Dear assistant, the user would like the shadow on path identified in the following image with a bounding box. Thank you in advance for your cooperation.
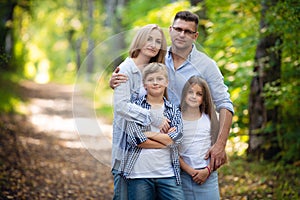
[0,81,114,199]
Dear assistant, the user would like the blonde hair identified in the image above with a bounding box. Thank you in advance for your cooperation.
[180,76,213,119]
[142,62,168,99]
[129,24,167,64]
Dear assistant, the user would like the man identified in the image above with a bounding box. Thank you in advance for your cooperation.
[165,11,233,171]
[110,10,233,197]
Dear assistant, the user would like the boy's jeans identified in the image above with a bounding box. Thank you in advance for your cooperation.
[127,176,184,200]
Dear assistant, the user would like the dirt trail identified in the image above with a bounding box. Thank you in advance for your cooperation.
[0,81,114,199]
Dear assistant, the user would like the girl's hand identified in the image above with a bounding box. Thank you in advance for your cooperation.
[192,167,211,185]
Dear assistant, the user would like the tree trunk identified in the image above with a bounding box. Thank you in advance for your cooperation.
[104,0,127,69]
[86,0,95,79]
[0,1,16,70]
[190,0,207,43]
[248,0,282,160]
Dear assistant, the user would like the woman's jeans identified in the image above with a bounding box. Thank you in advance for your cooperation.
[181,170,220,200]
[112,169,128,200]
[127,176,184,200]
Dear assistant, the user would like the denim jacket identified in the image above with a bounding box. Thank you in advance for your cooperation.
[112,57,151,171]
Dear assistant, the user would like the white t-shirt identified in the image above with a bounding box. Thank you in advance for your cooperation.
[179,113,211,168]
[128,105,174,178]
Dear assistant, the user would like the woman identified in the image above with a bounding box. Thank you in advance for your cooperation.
[111,24,169,200]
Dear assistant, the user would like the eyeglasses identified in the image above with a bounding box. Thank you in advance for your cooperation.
[172,26,197,35]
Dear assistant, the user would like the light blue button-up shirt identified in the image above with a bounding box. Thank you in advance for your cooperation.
[165,45,234,114]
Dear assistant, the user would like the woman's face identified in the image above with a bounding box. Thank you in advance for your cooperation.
[140,29,162,58]
[185,84,203,108]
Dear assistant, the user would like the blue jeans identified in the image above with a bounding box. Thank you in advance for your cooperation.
[181,170,220,200]
[112,169,128,200]
[127,177,184,200]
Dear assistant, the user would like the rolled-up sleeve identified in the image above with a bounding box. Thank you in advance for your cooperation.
[204,61,234,115]
[126,121,148,146]
[167,106,183,145]
[113,71,152,126]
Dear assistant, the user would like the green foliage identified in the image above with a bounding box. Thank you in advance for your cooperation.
[0,72,23,113]
[4,0,299,162]
[13,0,109,84]
[204,0,260,138]
[219,157,300,199]
[260,0,300,162]
[122,0,176,28]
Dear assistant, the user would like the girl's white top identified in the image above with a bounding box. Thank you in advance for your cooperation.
[179,113,211,168]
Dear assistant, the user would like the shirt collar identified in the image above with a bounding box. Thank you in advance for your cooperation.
[167,44,195,62]
[140,95,173,109]
[129,57,140,74]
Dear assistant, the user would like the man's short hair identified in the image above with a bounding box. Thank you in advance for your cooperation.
[174,11,199,26]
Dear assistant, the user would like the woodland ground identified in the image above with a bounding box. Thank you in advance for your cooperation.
[0,81,299,199]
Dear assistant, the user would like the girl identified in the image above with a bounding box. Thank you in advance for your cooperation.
[112,24,170,200]
[122,62,184,200]
[179,76,221,200]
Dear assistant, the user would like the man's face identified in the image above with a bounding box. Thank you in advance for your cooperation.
[169,19,198,50]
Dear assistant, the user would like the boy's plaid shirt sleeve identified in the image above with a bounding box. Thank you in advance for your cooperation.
[164,99,183,146]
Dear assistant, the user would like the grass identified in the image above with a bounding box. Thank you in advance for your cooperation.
[0,71,24,114]
[219,156,300,199]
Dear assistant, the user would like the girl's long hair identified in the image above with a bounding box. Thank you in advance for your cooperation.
[180,76,213,119]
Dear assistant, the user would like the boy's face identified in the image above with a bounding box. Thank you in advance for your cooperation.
[144,72,168,97]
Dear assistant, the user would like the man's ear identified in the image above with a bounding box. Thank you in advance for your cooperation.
[193,32,199,40]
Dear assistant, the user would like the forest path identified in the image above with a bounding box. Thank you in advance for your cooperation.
[0,80,114,199]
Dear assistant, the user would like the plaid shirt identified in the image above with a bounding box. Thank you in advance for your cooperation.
[120,95,183,185]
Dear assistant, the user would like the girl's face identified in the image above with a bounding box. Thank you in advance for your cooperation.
[140,29,162,58]
[144,71,168,97]
[185,84,203,108]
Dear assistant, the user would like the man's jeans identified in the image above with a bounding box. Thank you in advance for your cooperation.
[127,177,184,200]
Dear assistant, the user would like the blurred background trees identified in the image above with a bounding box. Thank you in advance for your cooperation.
[0,0,299,166]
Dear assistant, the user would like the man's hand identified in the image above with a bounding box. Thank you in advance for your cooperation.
[109,67,128,89]
[205,108,231,170]
[205,142,227,171]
